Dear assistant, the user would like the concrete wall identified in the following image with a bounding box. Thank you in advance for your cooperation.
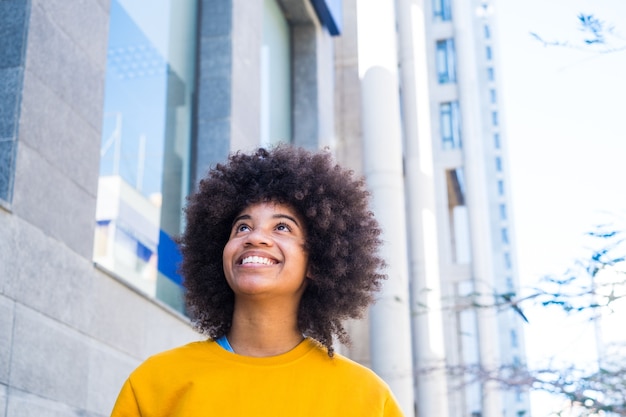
[0,1,198,416]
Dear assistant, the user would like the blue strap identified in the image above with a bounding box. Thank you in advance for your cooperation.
[215,335,235,353]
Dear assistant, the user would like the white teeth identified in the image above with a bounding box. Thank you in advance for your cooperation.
[241,256,274,265]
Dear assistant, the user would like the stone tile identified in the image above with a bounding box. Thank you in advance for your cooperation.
[34,0,109,70]
[0,212,18,295]
[6,388,101,417]
[86,343,139,415]
[0,296,14,385]
[24,4,105,131]
[12,144,98,259]
[194,118,230,183]
[141,304,198,358]
[0,384,6,417]
[0,138,17,204]
[89,272,147,356]
[10,305,90,410]
[199,36,232,79]
[0,0,29,69]
[197,76,232,121]
[5,218,95,333]
[19,72,101,195]
[0,67,22,139]
[199,0,232,38]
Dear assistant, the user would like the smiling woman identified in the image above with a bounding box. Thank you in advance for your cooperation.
[110,145,404,416]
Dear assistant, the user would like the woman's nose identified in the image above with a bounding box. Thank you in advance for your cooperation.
[244,227,272,246]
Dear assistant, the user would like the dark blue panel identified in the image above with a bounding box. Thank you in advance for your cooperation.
[309,0,342,36]
[157,229,184,286]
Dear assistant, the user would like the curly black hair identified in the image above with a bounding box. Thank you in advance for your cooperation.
[179,145,386,356]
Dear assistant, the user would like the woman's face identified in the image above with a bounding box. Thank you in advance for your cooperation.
[222,202,309,301]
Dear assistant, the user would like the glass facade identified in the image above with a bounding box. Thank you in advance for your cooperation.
[93,0,198,312]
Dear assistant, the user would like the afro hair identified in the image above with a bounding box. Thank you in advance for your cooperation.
[179,146,386,356]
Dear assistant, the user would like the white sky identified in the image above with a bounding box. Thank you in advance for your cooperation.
[495,0,626,415]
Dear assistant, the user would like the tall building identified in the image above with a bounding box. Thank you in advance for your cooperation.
[0,0,527,416]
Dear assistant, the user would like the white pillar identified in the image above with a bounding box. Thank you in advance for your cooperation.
[395,1,451,416]
[356,1,415,415]
[452,1,503,416]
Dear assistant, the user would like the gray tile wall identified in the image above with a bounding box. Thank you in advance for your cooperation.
[0,1,199,416]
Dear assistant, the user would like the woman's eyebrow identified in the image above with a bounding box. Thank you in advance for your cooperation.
[273,213,300,226]
[231,214,251,227]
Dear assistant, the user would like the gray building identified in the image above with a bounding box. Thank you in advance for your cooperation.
[1,0,528,416]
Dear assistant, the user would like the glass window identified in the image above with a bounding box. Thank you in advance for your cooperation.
[504,252,512,269]
[489,88,497,104]
[492,111,499,126]
[494,132,501,149]
[484,24,491,39]
[93,0,198,313]
[499,203,507,220]
[501,227,509,244]
[261,0,292,146]
[440,101,462,150]
[436,39,456,84]
[497,179,505,195]
[0,2,29,205]
[495,156,502,172]
[446,168,471,263]
[506,276,514,291]
[510,329,518,347]
[486,45,492,60]
[487,67,495,81]
[433,0,452,21]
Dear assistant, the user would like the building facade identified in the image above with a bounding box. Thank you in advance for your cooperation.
[0,0,527,416]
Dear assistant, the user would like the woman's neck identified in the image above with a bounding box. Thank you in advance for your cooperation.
[227,299,304,357]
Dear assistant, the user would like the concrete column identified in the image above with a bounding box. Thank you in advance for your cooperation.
[356,1,415,415]
[452,1,503,416]
[395,1,450,416]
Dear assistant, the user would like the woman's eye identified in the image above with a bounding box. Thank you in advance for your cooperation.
[276,223,291,232]
[236,224,250,233]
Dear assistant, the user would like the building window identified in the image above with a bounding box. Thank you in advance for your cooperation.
[93,0,198,313]
[261,0,292,146]
[510,329,519,347]
[484,24,491,39]
[436,39,457,83]
[501,227,509,244]
[497,179,504,195]
[499,203,507,220]
[433,0,452,21]
[486,45,492,60]
[487,67,495,81]
[504,252,512,269]
[0,2,30,206]
[494,132,501,149]
[506,276,514,291]
[446,168,471,263]
[492,111,499,126]
[489,88,497,104]
[495,156,502,172]
[440,101,462,150]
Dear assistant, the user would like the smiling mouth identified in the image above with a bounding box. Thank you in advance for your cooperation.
[240,256,277,266]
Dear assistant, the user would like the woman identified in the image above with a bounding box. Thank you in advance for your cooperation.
[111,146,404,416]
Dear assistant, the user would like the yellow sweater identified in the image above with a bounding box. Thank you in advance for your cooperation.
[111,338,404,417]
